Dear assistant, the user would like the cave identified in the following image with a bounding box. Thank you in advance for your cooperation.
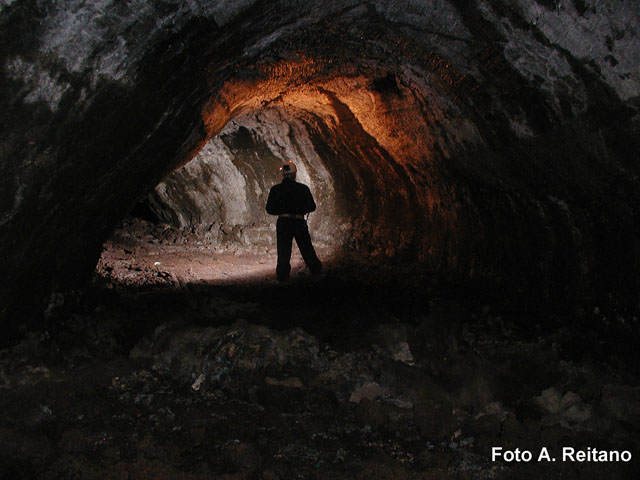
[1,1,639,478]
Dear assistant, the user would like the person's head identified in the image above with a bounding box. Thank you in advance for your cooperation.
[280,161,297,180]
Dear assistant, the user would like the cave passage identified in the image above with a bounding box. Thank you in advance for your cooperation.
[100,81,437,288]
[2,1,640,479]
[4,0,640,321]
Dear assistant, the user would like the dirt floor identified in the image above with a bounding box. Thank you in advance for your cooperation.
[1,227,639,479]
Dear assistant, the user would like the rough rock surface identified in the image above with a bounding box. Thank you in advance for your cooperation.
[0,264,638,479]
[2,3,640,478]
[2,0,640,326]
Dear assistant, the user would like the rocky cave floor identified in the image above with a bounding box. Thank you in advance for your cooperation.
[2,225,640,479]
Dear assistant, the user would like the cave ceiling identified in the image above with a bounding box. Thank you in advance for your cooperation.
[1,0,639,325]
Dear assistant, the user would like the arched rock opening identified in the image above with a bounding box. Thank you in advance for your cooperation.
[1,0,640,324]
[128,73,451,258]
[2,2,640,478]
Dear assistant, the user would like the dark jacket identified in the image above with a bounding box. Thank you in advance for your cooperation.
[265,178,317,216]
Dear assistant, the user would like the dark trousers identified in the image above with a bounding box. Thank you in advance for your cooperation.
[276,217,322,281]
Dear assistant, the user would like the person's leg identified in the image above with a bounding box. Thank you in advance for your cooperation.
[276,218,294,281]
[293,220,322,274]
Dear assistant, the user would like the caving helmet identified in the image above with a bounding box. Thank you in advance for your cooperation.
[280,160,297,177]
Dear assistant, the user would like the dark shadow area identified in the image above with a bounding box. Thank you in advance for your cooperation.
[2,246,639,478]
[2,1,640,478]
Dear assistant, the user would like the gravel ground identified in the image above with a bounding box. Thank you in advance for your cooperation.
[1,229,638,479]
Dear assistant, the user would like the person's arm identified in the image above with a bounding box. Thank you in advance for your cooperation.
[265,186,281,215]
[304,185,317,214]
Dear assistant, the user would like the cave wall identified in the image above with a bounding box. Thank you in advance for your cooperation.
[143,108,341,247]
[1,0,640,328]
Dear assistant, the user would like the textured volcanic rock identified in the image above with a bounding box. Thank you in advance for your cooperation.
[1,288,638,479]
[1,0,640,330]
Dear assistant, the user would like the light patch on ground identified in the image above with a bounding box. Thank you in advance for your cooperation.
[97,239,336,288]
[5,57,69,111]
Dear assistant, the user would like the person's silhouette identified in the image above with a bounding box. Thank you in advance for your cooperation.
[265,161,322,281]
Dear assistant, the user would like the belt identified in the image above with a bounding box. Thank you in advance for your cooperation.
[278,213,305,219]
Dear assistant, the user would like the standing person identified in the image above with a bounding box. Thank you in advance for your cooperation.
[265,161,323,281]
